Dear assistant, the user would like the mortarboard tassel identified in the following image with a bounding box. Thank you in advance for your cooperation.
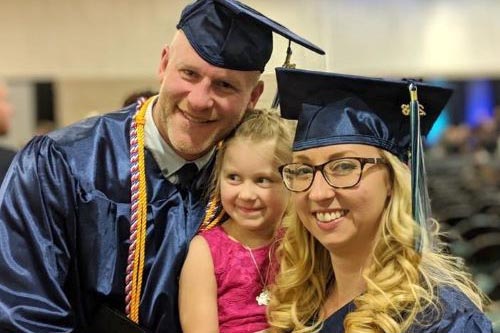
[271,40,296,110]
[409,83,432,253]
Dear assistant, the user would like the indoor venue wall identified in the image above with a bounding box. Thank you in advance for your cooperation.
[1,0,499,146]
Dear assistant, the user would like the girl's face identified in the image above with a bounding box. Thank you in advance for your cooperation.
[292,144,392,252]
[220,137,289,238]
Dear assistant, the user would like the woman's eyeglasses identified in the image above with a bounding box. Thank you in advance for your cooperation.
[279,157,387,192]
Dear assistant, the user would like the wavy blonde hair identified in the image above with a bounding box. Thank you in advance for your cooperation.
[267,149,487,333]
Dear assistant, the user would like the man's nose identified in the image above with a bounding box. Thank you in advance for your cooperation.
[187,79,214,111]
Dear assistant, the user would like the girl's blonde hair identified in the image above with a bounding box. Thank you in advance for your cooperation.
[268,149,487,333]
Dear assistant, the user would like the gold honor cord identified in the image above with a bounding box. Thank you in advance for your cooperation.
[126,97,152,323]
[199,140,224,231]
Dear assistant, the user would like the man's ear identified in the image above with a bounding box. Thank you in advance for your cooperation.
[247,80,264,109]
[157,45,170,83]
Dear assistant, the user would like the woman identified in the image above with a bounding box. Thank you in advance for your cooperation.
[267,68,492,333]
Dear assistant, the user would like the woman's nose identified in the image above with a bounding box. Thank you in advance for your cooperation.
[308,170,336,202]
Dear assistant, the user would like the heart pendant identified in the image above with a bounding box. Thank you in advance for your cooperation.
[256,289,270,306]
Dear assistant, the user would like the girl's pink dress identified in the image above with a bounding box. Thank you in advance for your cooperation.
[200,225,275,333]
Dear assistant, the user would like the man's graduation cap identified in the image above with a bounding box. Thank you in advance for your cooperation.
[177,0,325,72]
[276,68,453,252]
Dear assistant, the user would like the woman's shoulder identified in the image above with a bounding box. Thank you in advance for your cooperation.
[412,286,492,333]
[438,286,478,310]
[437,286,486,320]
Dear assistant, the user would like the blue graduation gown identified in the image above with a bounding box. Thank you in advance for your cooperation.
[0,105,212,332]
[320,287,492,333]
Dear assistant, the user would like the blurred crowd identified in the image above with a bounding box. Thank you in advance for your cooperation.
[0,82,16,183]
[427,107,500,211]
[426,106,500,323]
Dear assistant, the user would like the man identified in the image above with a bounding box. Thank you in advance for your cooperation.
[0,81,16,184]
[0,1,323,332]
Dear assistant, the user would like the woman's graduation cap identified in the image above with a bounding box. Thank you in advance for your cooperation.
[177,0,325,72]
[276,68,453,252]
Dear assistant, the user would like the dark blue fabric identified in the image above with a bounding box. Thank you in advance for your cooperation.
[276,68,452,161]
[0,104,213,333]
[177,0,324,71]
[320,287,493,333]
[293,101,405,159]
[0,146,16,186]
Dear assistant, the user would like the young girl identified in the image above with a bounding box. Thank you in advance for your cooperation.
[179,109,293,333]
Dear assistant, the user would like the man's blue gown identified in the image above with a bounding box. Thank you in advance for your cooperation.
[0,104,212,332]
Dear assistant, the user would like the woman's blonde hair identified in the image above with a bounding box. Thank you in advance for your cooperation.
[268,149,487,333]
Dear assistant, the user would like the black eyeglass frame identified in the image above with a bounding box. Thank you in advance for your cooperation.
[278,157,387,192]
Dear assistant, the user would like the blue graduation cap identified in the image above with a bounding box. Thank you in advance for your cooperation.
[276,68,452,162]
[276,68,453,252]
[177,0,325,72]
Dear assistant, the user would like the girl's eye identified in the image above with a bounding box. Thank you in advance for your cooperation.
[227,174,240,182]
[257,177,272,185]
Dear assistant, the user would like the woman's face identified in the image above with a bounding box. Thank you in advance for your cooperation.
[292,144,392,252]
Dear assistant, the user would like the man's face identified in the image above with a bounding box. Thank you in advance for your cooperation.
[0,85,13,136]
[153,31,264,161]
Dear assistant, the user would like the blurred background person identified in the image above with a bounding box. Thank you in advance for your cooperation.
[0,81,16,184]
[122,89,158,108]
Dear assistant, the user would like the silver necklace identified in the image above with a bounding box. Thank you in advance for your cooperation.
[245,246,272,306]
